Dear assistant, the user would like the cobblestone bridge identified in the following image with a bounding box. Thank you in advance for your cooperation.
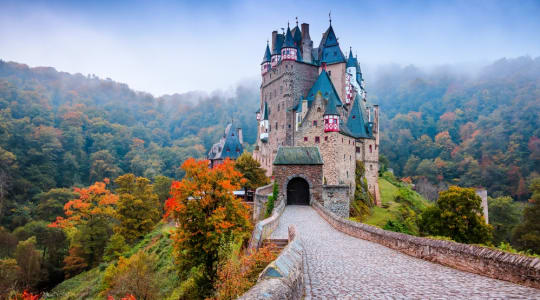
[270,205,540,299]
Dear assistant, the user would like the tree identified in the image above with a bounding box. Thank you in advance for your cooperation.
[153,175,172,208]
[104,251,160,300]
[62,246,88,279]
[33,188,76,222]
[512,177,540,254]
[488,196,522,245]
[0,258,19,295]
[350,160,374,219]
[419,186,493,244]
[165,158,252,298]
[103,233,129,262]
[114,174,160,243]
[15,237,42,289]
[234,152,269,194]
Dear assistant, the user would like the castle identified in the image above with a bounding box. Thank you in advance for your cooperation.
[252,19,381,215]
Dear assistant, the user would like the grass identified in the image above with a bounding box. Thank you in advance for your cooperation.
[46,223,178,300]
[361,177,430,228]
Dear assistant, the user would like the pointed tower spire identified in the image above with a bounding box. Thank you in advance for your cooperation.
[329,11,332,26]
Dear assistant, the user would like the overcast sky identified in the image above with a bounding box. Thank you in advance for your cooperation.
[1,0,539,96]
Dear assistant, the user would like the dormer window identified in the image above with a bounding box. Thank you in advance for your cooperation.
[313,120,317,127]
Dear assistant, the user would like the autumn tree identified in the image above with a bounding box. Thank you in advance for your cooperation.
[488,196,522,245]
[15,237,42,289]
[33,188,76,222]
[51,179,118,269]
[234,152,269,194]
[419,186,493,244]
[103,251,160,300]
[165,158,252,298]
[0,258,19,295]
[153,175,172,209]
[512,177,540,254]
[114,174,160,243]
[350,160,374,219]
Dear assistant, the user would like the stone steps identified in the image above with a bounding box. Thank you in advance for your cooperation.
[262,238,288,251]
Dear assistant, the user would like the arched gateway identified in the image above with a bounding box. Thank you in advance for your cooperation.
[287,177,310,205]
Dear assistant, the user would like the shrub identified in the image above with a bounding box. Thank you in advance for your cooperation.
[214,245,277,300]
[264,183,278,218]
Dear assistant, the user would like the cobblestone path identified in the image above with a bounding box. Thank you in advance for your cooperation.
[271,205,540,299]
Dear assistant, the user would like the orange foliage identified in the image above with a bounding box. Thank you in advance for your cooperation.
[9,290,40,300]
[214,245,277,300]
[50,180,117,229]
[107,295,136,300]
[165,158,252,286]
[401,177,413,184]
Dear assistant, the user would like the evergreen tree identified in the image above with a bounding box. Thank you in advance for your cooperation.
[115,174,160,243]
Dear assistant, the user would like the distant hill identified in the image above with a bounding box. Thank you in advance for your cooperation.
[0,60,258,228]
[370,57,540,200]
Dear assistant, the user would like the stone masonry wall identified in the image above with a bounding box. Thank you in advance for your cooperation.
[273,164,323,205]
[240,226,305,300]
[322,184,350,217]
[312,201,540,289]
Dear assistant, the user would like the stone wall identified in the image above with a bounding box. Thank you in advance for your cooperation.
[475,189,489,223]
[322,184,350,217]
[240,226,305,300]
[312,201,540,289]
[248,199,286,250]
[273,164,323,205]
[253,183,274,221]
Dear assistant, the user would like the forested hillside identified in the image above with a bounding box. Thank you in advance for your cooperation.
[371,56,540,201]
[0,60,258,229]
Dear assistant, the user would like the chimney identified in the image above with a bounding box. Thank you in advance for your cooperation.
[237,128,243,144]
[271,30,278,53]
[301,23,310,40]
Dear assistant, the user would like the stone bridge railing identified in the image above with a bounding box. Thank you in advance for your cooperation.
[240,226,305,300]
[312,201,540,289]
[252,183,274,221]
[248,198,285,250]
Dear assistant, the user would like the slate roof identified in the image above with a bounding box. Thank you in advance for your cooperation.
[292,25,302,45]
[318,26,346,65]
[262,43,271,63]
[208,123,244,160]
[344,94,372,139]
[324,93,339,116]
[305,70,343,106]
[346,48,356,68]
[284,26,295,48]
[273,146,323,165]
[272,34,284,55]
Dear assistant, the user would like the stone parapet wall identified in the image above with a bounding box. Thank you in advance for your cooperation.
[322,184,350,217]
[312,201,540,289]
[253,183,274,221]
[248,199,285,250]
[240,226,305,300]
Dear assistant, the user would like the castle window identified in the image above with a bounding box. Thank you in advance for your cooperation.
[275,122,278,130]
[317,107,321,112]
[313,120,317,127]
[304,137,308,142]
[342,138,344,143]
[325,136,328,142]
[370,164,373,170]
[278,104,280,111]
[356,147,360,153]
[328,71,331,76]
[288,124,291,128]
[352,115,356,119]
[348,140,350,144]
[347,171,349,178]
[369,145,372,153]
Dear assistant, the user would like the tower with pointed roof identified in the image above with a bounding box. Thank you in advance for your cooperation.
[253,18,380,210]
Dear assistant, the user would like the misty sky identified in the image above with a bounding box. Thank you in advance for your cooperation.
[1,0,539,96]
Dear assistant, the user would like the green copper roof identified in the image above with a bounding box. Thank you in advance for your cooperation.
[262,43,271,63]
[324,93,339,116]
[306,70,343,106]
[273,146,323,165]
[283,26,295,48]
[345,94,371,139]
[318,25,346,65]
[221,123,244,160]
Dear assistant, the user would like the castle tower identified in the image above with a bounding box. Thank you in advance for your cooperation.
[253,18,380,209]
[261,41,271,75]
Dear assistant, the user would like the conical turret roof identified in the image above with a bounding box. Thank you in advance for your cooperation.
[283,25,295,48]
[345,94,370,138]
[346,48,356,68]
[324,93,339,116]
[262,42,271,63]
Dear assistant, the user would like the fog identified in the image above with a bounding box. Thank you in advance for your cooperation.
[1,0,539,96]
